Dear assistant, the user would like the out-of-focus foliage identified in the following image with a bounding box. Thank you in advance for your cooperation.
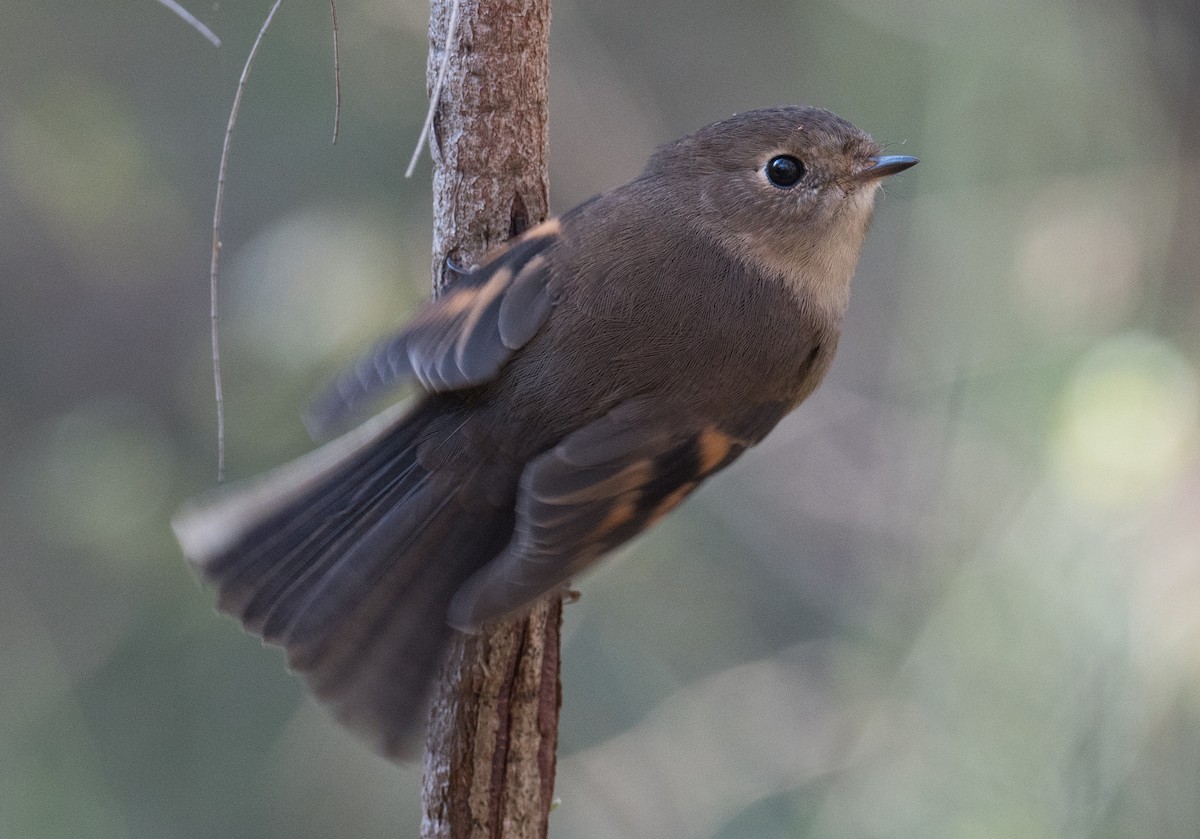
[1,0,1197,837]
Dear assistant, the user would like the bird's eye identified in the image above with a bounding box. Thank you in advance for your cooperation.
[765,155,805,187]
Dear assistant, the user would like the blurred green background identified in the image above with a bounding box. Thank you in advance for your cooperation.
[2,0,1198,836]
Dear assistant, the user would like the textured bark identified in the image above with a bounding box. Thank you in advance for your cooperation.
[417,1,561,838]
[426,0,551,294]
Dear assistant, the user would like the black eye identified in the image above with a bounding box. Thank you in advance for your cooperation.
[765,155,805,187]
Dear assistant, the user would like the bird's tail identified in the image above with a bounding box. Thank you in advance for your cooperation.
[172,397,516,758]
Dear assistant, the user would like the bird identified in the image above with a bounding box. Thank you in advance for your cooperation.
[173,105,917,758]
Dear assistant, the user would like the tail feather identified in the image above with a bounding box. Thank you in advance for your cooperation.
[205,409,433,620]
[319,500,515,757]
[282,487,453,670]
[254,463,434,644]
[172,396,517,758]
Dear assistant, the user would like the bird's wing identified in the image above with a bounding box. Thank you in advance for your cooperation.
[306,219,563,436]
[447,399,752,630]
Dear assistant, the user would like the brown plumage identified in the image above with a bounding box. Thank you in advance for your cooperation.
[173,105,916,758]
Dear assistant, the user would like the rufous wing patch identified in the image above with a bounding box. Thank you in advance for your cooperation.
[696,427,736,473]
[446,408,755,631]
[305,228,561,435]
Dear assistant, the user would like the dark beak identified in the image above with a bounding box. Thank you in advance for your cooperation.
[857,155,919,181]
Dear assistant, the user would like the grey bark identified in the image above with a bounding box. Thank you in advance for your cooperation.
[417,1,561,837]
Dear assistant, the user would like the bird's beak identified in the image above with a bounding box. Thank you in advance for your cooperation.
[857,155,919,181]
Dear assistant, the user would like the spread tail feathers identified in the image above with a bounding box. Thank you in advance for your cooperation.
[173,397,515,758]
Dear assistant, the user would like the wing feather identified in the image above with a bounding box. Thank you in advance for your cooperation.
[447,402,750,630]
[306,220,562,436]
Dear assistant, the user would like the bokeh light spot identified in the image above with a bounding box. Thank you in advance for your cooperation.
[1,76,187,285]
[1014,189,1141,336]
[1052,333,1199,506]
[229,208,422,368]
[24,399,177,561]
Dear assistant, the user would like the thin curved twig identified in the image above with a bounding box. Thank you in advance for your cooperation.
[210,0,284,480]
[155,0,222,47]
[330,0,342,144]
[404,0,462,178]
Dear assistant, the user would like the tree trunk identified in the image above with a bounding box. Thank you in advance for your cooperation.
[417,1,560,837]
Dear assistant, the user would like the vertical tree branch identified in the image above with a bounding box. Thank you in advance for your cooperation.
[417,1,560,837]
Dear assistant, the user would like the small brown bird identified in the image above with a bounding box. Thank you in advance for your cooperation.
[173,105,916,757]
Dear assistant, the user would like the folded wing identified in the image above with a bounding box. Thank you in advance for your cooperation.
[448,399,751,630]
